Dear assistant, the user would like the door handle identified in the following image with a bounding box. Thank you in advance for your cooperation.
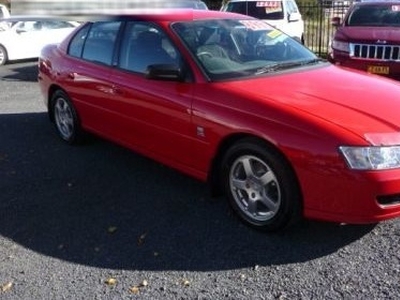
[111,85,123,95]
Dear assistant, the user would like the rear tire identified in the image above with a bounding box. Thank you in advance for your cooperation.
[51,90,84,144]
[221,138,302,231]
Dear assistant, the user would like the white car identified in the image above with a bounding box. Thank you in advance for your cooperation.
[0,4,10,18]
[221,0,304,43]
[0,16,79,65]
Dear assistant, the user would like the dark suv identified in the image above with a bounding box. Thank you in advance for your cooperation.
[329,0,400,80]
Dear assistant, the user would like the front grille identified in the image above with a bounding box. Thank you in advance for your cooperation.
[350,43,400,62]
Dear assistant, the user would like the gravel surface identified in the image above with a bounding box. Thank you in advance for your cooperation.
[1,60,400,300]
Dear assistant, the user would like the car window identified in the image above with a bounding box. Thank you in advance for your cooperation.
[68,24,90,58]
[118,22,179,73]
[286,0,299,14]
[80,21,121,65]
[347,4,400,27]
[42,20,75,30]
[225,1,284,20]
[15,21,43,32]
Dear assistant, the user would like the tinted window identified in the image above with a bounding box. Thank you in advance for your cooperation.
[347,4,400,27]
[68,24,90,58]
[118,22,179,73]
[81,21,121,65]
[69,22,121,65]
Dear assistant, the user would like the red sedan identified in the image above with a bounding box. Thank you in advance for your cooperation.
[38,9,400,231]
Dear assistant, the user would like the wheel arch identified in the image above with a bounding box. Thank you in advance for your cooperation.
[0,43,8,65]
[49,87,85,144]
[208,133,303,206]
[47,84,68,122]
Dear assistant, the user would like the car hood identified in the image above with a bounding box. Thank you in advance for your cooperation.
[336,26,400,43]
[219,64,400,145]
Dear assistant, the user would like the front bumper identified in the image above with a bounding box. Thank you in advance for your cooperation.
[329,50,400,81]
[296,156,400,224]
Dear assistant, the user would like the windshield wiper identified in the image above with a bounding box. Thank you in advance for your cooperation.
[300,58,325,65]
[277,58,325,69]
[255,58,325,75]
[255,64,280,75]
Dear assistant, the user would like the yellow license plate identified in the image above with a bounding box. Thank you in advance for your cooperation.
[367,65,389,75]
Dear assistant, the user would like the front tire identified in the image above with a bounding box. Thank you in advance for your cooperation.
[221,138,302,231]
[0,45,8,66]
[51,90,83,144]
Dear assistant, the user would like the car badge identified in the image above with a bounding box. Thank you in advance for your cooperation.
[376,40,387,44]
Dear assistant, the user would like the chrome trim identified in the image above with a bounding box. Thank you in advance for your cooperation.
[349,43,400,62]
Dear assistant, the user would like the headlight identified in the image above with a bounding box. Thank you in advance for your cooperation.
[331,40,349,53]
[339,146,400,170]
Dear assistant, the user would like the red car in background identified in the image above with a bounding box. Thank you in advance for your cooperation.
[38,9,400,232]
[329,0,400,80]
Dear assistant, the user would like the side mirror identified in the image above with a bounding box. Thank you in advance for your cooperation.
[145,64,184,81]
[288,12,300,23]
[331,17,341,27]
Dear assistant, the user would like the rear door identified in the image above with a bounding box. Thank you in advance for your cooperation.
[61,21,123,137]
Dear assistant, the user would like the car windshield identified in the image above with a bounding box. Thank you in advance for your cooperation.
[224,1,284,20]
[347,4,400,27]
[172,18,318,80]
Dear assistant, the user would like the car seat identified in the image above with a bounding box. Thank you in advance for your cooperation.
[128,30,175,73]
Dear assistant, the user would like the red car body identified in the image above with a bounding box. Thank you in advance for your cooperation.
[38,9,400,231]
[329,1,400,80]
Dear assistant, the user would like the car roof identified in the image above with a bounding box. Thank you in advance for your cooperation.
[122,0,209,9]
[69,9,253,22]
[0,15,76,22]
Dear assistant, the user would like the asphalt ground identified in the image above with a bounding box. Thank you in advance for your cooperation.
[1,60,400,299]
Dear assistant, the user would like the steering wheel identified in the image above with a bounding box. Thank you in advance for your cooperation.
[197,51,213,59]
[256,42,288,60]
